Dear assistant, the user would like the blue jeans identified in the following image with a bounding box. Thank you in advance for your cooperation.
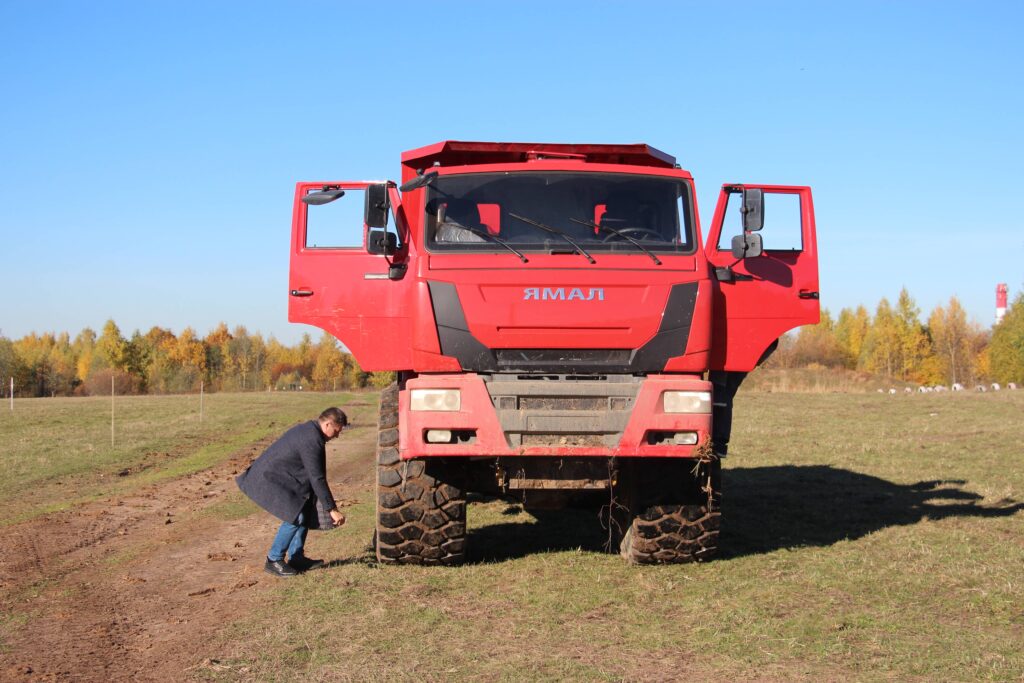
[267,511,307,562]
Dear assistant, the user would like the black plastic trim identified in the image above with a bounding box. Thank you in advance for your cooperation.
[427,280,697,373]
[428,281,498,371]
[629,282,697,369]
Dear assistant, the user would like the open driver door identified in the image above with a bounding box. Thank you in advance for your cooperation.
[705,184,820,372]
[288,181,412,370]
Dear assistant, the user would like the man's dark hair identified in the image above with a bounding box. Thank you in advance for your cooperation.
[319,407,348,427]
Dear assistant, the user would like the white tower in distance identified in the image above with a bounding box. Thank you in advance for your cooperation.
[996,283,1008,325]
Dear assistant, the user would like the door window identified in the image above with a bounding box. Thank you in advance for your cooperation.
[305,188,366,249]
[717,190,803,252]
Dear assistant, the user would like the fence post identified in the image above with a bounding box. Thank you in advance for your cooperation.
[111,375,115,447]
[200,381,204,423]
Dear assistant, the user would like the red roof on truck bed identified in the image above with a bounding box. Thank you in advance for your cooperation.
[401,140,677,169]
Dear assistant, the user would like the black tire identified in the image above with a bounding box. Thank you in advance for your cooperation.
[375,383,467,565]
[616,458,721,565]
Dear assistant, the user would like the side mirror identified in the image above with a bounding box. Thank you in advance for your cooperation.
[399,169,438,192]
[365,183,390,228]
[367,229,398,255]
[731,232,763,259]
[741,188,764,231]
[302,187,345,206]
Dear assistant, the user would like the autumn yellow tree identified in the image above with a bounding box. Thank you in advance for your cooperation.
[785,309,845,367]
[13,333,55,396]
[95,319,128,371]
[311,333,347,390]
[894,288,929,381]
[72,328,96,384]
[834,305,870,369]
[928,296,975,385]
[162,327,206,392]
[863,298,901,377]
[223,326,266,391]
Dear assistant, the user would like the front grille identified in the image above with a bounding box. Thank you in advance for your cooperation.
[485,375,641,449]
[495,349,631,372]
[519,397,609,411]
[521,434,607,447]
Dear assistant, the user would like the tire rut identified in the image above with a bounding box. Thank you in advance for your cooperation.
[0,433,287,682]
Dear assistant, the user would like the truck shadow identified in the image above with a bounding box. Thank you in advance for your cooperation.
[466,465,1023,563]
[721,465,1022,558]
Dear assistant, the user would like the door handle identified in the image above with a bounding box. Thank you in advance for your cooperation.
[290,289,314,297]
[799,290,819,300]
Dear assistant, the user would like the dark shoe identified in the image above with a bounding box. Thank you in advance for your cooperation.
[288,556,325,572]
[264,558,298,577]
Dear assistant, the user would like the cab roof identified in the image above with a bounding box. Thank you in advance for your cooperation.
[401,140,677,170]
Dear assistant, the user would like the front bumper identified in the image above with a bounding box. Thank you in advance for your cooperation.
[399,373,712,459]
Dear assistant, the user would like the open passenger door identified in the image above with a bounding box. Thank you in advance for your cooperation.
[705,184,819,372]
[288,181,412,370]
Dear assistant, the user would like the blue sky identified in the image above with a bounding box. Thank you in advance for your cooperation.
[1,1,1021,344]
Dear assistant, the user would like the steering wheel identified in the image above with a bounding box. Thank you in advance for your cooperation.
[601,227,663,243]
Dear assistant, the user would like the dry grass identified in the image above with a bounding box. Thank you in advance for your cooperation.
[0,391,366,524]
[2,386,1020,680]
[193,389,1023,682]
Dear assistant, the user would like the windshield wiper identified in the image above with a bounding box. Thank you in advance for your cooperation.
[449,225,529,263]
[508,212,596,264]
[569,218,662,265]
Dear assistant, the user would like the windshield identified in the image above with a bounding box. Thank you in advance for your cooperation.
[425,172,694,255]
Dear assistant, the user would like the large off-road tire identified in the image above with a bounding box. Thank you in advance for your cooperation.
[616,458,721,565]
[375,383,467,565]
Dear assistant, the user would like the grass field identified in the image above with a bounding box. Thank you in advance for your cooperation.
[1,387,1021,681]
[0,391,369,524]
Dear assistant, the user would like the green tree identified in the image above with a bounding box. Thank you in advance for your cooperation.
[204,323,232,390]
[894,288,929,381]
[123,330,154,392]
[248,332,269,390]
[988,292,1024,383]
[0,335,24,396]
[142,327,177,393]
[345,354,368,389]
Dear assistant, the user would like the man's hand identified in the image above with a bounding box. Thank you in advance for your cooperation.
[329,509,346,527]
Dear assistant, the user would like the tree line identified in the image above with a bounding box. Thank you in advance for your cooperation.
[770,288,1024,386]
[0,322,395,398]
[2,288,1022,397]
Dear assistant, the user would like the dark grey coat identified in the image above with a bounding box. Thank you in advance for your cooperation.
[236,421,337,530]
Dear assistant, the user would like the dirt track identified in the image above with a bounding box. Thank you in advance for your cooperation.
[0,437,372,682]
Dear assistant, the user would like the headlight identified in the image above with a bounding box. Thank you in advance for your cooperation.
[410,389,461,411]
[663,390,712,413]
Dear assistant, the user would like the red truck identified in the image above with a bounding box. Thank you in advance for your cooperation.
[289,141,819,564]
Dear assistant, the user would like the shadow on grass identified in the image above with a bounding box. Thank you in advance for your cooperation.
[467,502,609,563]
[465,466,1023,563]
[721,465,1023,558]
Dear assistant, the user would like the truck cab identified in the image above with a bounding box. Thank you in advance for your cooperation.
[288,141,819,564]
